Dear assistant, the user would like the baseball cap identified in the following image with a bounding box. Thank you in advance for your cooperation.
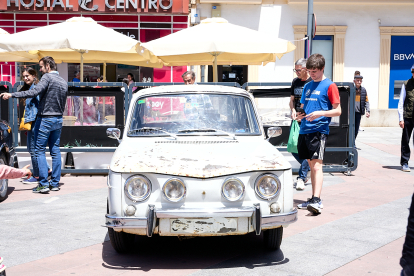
[411,64,414,71]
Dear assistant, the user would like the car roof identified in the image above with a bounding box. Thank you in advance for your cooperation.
[131,85,249,100]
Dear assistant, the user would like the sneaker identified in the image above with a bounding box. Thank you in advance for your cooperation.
[298,197,323,209]
[22,176,39,185]
[402,164,411,172]
[307,198,323,215]
[50,186,60,191]
[297,197,313,209]
[296,178,305,190]
[32,185,50,194]
[0,264,5,273]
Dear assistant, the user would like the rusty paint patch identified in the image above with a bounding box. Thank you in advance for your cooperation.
[111,140,291,178]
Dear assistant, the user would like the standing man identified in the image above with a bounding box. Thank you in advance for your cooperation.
[296,53,342,215]
[182,71,196,85]
[1,56,68,194]
[401,194,414,276]
[354,75,370,143]
[398,64,414,172]
[290,58,311,190]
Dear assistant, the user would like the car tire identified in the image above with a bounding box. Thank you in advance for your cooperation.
[107,200,135,253]
[0,152,9,202]
[263,227,283,250]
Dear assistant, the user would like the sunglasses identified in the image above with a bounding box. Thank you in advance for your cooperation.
[293,69,304,73]
[412,70,414,73]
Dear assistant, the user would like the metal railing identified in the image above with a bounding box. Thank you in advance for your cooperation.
[13,82,128,174]
[7,80,357,175]
[0,81,17,147]
[243,81,357,174]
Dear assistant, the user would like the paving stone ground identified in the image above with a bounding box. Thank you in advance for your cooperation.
[1,127,412,276]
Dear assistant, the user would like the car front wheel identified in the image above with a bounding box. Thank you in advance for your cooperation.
[263,227,283,250]
[0,152,9,202]
[107,199,135,253]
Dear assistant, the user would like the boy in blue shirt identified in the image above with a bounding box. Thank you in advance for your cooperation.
[296,54,342,215]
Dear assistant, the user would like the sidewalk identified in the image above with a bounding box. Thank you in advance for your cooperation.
[2,127,413,276]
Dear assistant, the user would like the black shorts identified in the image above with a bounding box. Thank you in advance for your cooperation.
[298,132,328,161]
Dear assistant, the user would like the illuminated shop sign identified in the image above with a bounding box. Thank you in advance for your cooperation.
[3,0,184,13]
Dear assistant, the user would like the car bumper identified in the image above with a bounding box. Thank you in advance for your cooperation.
[105,204,298,237]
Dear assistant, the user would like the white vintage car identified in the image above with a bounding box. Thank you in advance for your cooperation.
[105,85,297,253]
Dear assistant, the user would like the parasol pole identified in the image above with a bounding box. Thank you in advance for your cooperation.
[213,53,218,82]
[103,62,107,81]
[80,51,84,81]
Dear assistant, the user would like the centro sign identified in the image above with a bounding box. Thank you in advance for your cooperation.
[7,0,173,11]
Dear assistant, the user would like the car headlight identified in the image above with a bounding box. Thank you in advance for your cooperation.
[124,175,151,202]
[222,177,245,201]
[163,178,186,202]
[254,173,281,200]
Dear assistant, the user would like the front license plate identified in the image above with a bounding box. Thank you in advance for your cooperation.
[170,218,238,234]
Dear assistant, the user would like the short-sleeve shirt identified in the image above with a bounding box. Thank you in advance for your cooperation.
[291,77,312,111]
[299,78,340,135]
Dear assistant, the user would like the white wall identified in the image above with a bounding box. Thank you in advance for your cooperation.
[197,2,414,110]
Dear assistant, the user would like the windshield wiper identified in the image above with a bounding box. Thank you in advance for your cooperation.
[178,128,236,140]
[128,127,178,140]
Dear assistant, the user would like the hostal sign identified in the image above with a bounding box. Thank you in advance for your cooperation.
[3,0,186,13]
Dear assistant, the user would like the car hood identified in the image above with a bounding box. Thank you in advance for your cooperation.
[110,138,291,178]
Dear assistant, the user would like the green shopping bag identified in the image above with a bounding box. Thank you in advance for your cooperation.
[287,120,299,154]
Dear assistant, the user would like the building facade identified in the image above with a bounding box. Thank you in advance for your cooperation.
[0,0,189,83]
[194,0,414,125]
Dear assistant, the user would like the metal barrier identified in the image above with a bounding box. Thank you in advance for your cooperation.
[0,81,17,147]
[14,147,115,174]
[243,81,357,174]
[13,82,127,174]
[9,80,356,175]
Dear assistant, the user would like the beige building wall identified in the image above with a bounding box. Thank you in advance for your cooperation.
[293,25,347,82]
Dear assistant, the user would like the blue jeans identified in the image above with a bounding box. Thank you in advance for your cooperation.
[291,152,310,180]
[27,127,51,178]
[33,116,63,187]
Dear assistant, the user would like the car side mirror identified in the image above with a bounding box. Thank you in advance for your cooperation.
[107,128,121,143]
[266,127,282,141]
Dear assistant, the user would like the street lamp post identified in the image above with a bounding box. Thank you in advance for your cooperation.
[306,0,313,58]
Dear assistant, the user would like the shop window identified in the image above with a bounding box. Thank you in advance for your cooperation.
[173,16,188,23]
[140,67,154,83]
[68,64,101,82]
[208,65,248,86]
[116,65,139,83]
[140,23,171,28]
[311,35,334,81]
[63,96,116,126]
[141,16,172,22]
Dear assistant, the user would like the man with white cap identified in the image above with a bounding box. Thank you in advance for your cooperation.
[398,64,414,172]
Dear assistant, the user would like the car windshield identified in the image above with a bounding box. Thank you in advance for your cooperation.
[128,93,261,137]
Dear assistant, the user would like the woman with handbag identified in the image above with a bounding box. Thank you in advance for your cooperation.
[20,68,51,184]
